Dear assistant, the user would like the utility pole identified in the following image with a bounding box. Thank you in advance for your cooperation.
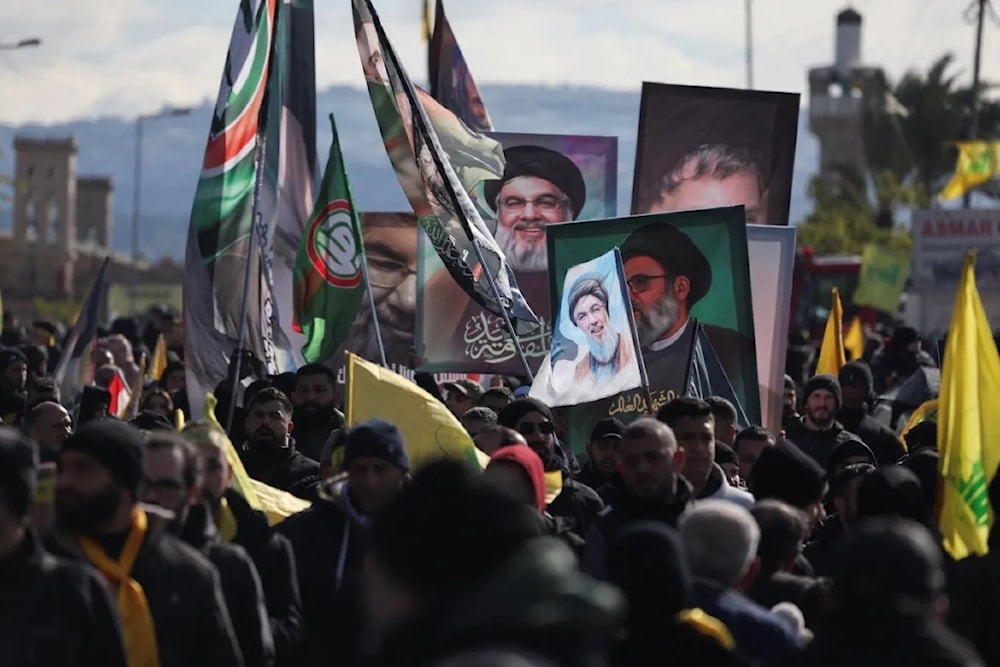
[964,0,986,209]
[745,0,754,89]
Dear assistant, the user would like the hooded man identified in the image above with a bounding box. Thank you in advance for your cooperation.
[278,418,410,667]
[0,427,128,667]
[783,374,865,470]
[751,439,829,536]
[360,458,623,666]
[49,420,242,667]
[836,361,906,465]
[289,364,345,463]
[239,387,321,501]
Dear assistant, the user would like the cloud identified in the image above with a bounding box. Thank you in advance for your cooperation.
[0,0,996,125]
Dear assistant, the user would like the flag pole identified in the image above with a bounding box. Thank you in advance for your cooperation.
[365,0,534,381]
[614,248,654,414]
[357,247,389,368]
[226,129,269,435]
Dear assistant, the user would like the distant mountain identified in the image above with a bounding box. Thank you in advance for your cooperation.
[0,84,818,260]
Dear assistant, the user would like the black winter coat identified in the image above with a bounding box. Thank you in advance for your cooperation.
[225,489,305,667]
[0,529,127,667]
[239,438,321,501]
[48,509,244,667]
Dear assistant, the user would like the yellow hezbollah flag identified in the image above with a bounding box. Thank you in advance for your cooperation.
[938,251,1000,559]
[816,287,846,376]
[844,317,865,362]
[345,351,482,470]
[150,334,168,381]
[902,398,938,442]
[195,394,311,525]
[939,141,1000,200]
[853,244,910,313]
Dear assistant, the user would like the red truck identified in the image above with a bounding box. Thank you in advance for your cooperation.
[790,247,879,339]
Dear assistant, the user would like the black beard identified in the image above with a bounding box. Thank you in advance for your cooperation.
[294,403,330,426]
[56,483,122,537]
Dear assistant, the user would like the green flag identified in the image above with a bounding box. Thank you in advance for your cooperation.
[853,244,911,313]
[292,114,365,363]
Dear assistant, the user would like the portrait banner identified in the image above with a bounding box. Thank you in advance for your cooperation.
[530,248,642,407]
[417,132,618,373]
[547,207,760,451]
[631,82,799,226]
[747,225,796,433]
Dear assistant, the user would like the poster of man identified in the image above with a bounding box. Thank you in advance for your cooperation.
[631,83,799,226]
[418,133,618,373]
[546,206,759,449]
[530,249,641,407]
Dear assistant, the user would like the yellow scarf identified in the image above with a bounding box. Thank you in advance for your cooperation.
[79,508,160,667]
[678,607,736,649]
[217,496,239,543]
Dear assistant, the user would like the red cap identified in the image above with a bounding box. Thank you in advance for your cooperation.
[489,445,547,511]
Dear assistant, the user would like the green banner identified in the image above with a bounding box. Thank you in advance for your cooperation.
[547,206,760,451]
[853,245,911,313]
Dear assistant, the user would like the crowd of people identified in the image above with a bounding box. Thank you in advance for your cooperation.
[0,308,995,667]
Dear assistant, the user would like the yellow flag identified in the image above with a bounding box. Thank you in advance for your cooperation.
[939,141,1000,200]
[150,334,168,381]
[816,287,846,376]
[901,398,938,442]
[844,317,864,361]
[938,251,1000,559]
[345,351,482,470]
[192,394,311,525]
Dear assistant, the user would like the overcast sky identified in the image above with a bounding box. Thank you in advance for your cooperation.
[0,0,996,125]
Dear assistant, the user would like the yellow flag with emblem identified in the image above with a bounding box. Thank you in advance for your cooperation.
[939,141,1000,200]
[816,287,846,376]
[938,251,1000,559]
[345,351,483,470]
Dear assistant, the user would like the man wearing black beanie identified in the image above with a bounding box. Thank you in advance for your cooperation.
[837,361,906,465]
[0,427,127,667]
[278,418,410,667]
[784,373,864,470]
[49,420,243,667]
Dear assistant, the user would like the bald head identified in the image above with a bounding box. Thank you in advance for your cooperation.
[474,425,527,457]
[26,401,72,455]
[618,417,684,500]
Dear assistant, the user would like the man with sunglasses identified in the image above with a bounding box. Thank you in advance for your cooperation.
[620,221,756,408]
[498,397,604,538]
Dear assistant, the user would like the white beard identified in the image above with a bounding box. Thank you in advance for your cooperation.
[495,222,548,272]
[587,323,620,364]
[635,292,681,348]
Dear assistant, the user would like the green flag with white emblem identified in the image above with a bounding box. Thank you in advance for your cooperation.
[292,113,365,363]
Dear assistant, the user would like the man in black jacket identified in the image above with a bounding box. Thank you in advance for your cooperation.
[277,418,410,667]
[836,361,906,465]
[144,432,274,667]
[498,398,604,536]
[240,387,320,500]
[0,426,127,667]
[184,422,305,667]
[576,417,625,492]
[289,364,345,463]
[50,420,243,667]
[583,417,693,579]
[784,374,864,470]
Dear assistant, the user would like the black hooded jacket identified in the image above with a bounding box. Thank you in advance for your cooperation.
[290,406,344,463]
[239,437,321,501]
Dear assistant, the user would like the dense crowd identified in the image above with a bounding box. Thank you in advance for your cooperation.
[0,308,994,667]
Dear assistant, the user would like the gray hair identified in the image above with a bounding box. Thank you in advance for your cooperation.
[660,143,764,197]
[681,499,760,586]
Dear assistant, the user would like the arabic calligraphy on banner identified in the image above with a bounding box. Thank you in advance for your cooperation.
[606,388,679,417]
[463,313,550,363]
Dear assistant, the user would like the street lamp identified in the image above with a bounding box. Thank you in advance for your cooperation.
[131,106,193,314]
[0,37,41,50]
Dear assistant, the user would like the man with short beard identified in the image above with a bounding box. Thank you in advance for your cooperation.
[289,364,345,463]
[568,276,633,383]
[784,374,865,470]
[423,145,586,359]
[49,420,242,667]
[240,387,321,501]
[621,221,756,404]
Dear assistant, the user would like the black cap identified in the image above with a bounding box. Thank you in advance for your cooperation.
[804,374,842,411]
[62,420,146,497]
[619,222,713,308]
[483,145,587,219]
[0,426,37,518]
[714,441,738,466]
[751,440,826,509]
[839,361,873,392]
[0,347,27,371]
[343,418,410,471]
[590,417,626,442]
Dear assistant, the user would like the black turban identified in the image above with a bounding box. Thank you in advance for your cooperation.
[483,145,586,219]
[619,222,712,308]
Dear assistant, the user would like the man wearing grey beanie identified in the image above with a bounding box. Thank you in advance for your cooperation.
[783,373,865,470]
